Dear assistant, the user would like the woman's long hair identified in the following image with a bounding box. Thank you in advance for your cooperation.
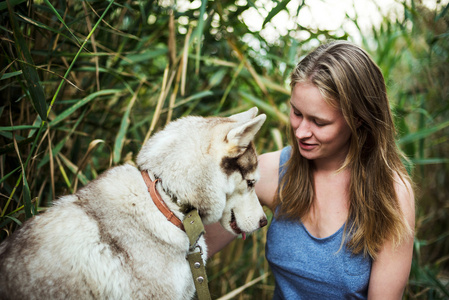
[275,40,413,259]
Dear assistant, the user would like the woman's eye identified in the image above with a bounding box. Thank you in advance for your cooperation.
[314,119,327,126]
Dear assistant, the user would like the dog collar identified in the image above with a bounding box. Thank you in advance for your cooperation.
[141,170,185,231]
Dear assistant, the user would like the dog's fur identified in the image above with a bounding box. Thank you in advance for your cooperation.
[0,108,267,300]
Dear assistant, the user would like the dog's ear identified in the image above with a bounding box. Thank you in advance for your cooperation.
[228,107,258,123]
[226,114,266,157]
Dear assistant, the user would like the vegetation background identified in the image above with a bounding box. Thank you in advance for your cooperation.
[1,0,448,298]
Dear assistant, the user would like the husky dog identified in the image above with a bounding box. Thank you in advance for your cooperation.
[0,107,267,300]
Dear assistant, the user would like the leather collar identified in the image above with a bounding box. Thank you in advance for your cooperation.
[141,170,185,231]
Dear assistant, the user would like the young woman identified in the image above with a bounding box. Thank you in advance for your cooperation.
[206,40,415,299]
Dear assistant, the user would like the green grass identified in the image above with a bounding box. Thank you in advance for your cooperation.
[1,0,448,298]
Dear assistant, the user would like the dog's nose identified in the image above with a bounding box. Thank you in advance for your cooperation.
[259,217,268,228]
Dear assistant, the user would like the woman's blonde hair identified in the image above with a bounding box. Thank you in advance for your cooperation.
[276,40,413,259]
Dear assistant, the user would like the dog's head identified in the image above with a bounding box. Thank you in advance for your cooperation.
[137,107,267,237]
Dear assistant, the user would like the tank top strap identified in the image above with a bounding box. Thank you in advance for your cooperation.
[279,146,291,182]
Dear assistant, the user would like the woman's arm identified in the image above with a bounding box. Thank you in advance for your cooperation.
[204,222,236,258]
[205,150,282,258]
[368,176,415,299]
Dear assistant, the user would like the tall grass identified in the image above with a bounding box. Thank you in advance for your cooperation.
[1,0,448,298]
[381,3,449,298]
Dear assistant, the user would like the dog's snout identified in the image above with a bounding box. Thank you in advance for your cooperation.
[259,217,268,228]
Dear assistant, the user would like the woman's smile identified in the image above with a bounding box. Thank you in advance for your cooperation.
[298,140,318,151]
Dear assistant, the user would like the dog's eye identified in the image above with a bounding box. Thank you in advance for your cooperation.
[246,179,256,189]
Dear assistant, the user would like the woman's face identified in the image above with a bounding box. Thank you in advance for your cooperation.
[290,82,352,168]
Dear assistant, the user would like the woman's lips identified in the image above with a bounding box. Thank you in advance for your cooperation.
[299,140,317,150]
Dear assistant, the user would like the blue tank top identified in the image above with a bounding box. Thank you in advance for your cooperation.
[266,146,372,299]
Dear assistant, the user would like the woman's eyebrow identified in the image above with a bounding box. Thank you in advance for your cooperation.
[290,102,298,111]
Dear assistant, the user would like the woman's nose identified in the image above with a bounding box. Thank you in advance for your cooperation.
[295,120,312,139]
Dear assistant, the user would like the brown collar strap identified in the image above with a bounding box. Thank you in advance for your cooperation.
[141,170,185,231]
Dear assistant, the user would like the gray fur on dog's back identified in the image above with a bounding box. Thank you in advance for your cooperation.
[0,165,193,299]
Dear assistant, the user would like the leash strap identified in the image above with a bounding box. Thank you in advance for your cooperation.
[184,210,206,248]
[183,210,211,300]
[187,251,210,300]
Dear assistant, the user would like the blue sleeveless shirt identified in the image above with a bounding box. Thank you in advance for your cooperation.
[266,147,372,299]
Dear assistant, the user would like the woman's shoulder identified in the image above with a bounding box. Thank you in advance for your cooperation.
[259,146,291,167]
[258,148,289,180]
[259,149,283,167]
[393,172,415,227]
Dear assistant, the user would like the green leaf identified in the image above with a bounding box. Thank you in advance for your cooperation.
[435,2,449,21]
[0,0,25,10]
[49,89,122,127]
[119,48,168,65]
[0,125,40,131]
[195,0,208,72]
[7,2,47,121]
[38,109,87,169]
[0,70,22,80]
[113,101,133,164]
[113,84,141,163]
[208,69,227,87]
[425,268,449,297]
[398,119,449,144]
[263,0,291,27]
[37,136,67,169]
[168,91,214,110]
[0,167,20,185]
[411,158,449,165]
[22,173,32,219]
[0,216,16,229]
[4,215,23,226]
[46,0,115,118]
[16,13,77,43]
[239,91,289,124]
[42,0,82,45]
